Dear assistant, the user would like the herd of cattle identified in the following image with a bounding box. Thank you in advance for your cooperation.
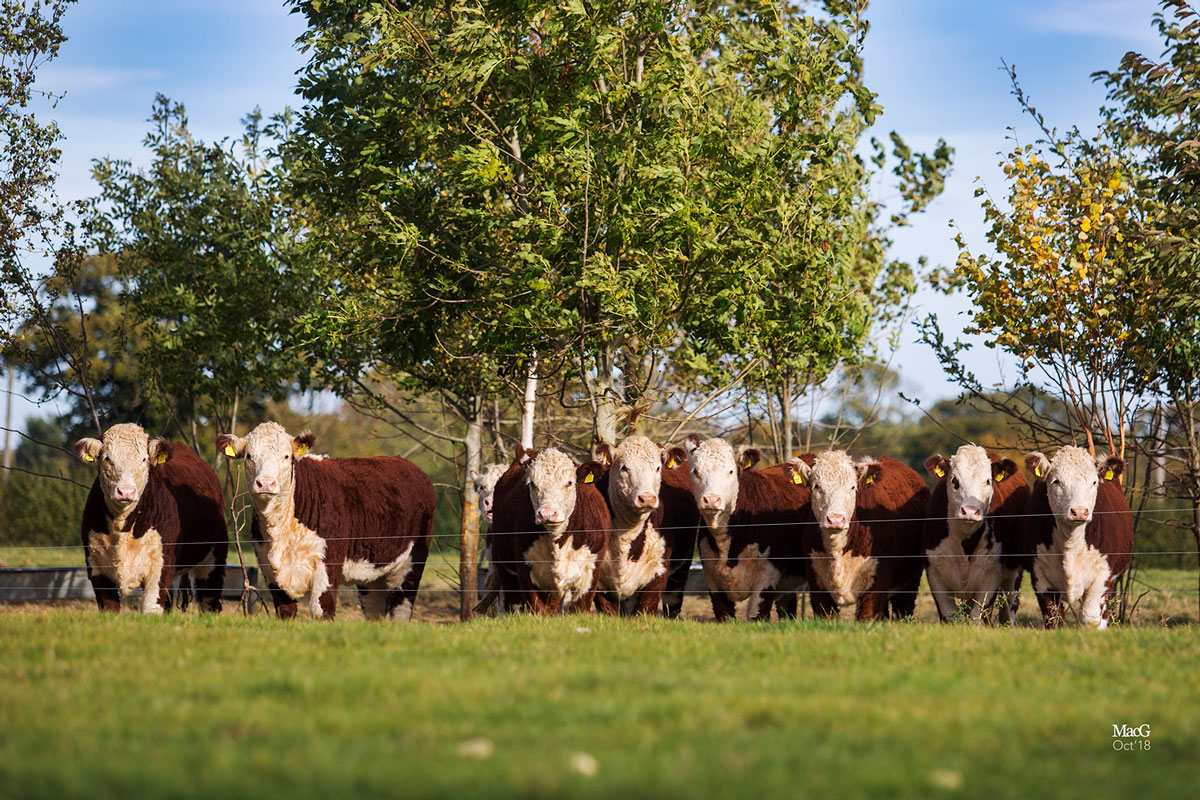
[73,421,1135,629]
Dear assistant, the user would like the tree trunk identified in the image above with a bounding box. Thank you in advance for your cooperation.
[520,351,538,449]
[459,402,484,620]
[2,368,13,485]
[779,373,793,461]
[585,340,622,447]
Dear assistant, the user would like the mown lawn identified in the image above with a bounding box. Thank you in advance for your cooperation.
[1,611,1196,800]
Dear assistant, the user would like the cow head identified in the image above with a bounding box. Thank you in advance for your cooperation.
[217,422,315,508]
[1026,446,1124,527]
[603,435,665,522]
[524,448,578,535]
[791,451,873,533]
[684,435,743,520]
[75,423,168,516]
[470,463,508,524]
[926,444,1015,527]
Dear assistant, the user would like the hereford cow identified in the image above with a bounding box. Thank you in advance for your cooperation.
[471,462,509,611]
[217,422,434,621]
[922,445,1029,623]
[684,435,810,622]
[591,435,698,617]
[793,452,927,620]
[488,447,610,614]
[75,423,227,614]
[659,448,701,618]
[1023,447,1133,629]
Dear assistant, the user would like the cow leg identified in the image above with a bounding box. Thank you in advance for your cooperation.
[889,569,921,620]
[633,572,668,616]
[748,589,774,621]
[1080,577,1111,629]
[708,589,736,622]
[1036,588,1065,629]
[661,537,695,619]
[809,587,840,619]
[773,574,805,620]
[385,555,427,622]
[997,565,1023,625]
[143,557,170,615]
[594,592,620,616]
[88,571,122,613]
[194,543,226,614]
[855,586,887,621]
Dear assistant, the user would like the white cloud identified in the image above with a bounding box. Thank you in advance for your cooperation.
[38,65,165,92]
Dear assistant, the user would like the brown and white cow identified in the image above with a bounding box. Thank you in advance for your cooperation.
[217,422,434,621]
[590,435,699,616]
[76,423,228,614]
[793,452,927,620]
[684,435,810,622]
[922,445,1028,623]
[471,462,509,611]
[1023,447,1133,629]
[488,447,610,614]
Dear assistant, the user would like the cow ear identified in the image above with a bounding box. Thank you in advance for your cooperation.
[216,434,245,459]
[148,438,170,466]
[293,431,315,457]
[577,462,600,485]
[856,459,882,488]
[664,446,687,470]
[685,433,701,454]
[1025,452,1050,479]
[924,454,949,479]
[594,442,614,467]
[74,438,102,464]
[468,469,481,483]
[992,457,1018,483]
[738,447,762,471]
[784,459,809,486]
[515,445,534,466]
[1098,455,1125,482]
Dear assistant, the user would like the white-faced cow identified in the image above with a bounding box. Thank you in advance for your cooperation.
[591,435,703,617]
[1023,447,1133,629]
[471,462,509,611]
[488,447,610,614]
[793,452,927,620]
[76,423,227,614]
[217,422,434,621]
[684,436,810,622]
[922,445,1029,623]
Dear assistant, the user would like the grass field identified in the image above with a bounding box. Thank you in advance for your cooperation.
[1,605,1198,799]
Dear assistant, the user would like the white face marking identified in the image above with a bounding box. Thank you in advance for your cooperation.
[236,422,302,504]
[472,463,507,523]
[685,438,739,517]
[1041,447,1102,526]
[78,423,156,515]
[945,445,994,525]
[525,449,578,533]
[805,451,860,532]
[608,435,663,520]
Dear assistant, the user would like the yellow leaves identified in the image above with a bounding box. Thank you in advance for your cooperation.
[1079,217,1092,233]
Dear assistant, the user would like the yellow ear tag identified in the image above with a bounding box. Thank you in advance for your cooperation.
[1035,466,1043,478]
[157,453,167,465]
[666,458,676,469]
[995,470,1006,482]
[792,472,803,485]
[84,453,95,463]
[1104,468,1114,481]
[296,445,308,457]
[865,475,875,485]
[934,466,945,478]
[223,444,237,458]
[584,472,594,484]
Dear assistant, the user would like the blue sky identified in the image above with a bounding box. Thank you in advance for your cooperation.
[9,0,1168,431]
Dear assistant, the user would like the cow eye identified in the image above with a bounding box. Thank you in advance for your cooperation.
[952,477,960,490]
[620,465,628,472]
[692,468,698,475]
[985,478,992,485]
[566,480,574,488]
[1051,478,1060,486]
[656,465,661,472]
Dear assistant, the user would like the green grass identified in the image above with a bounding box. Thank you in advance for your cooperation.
[1,611,1197,800]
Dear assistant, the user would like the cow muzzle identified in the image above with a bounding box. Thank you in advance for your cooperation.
[1069,506,1091,521]
[253,476,279,495]
[958,505,983,521]
[824,513,847,530]
[635,492,659,509]
[114,484,138,502]
[535,507,563,525]
[700,494,724,510]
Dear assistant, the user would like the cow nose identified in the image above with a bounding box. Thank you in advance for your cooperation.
[636,492,659,509]
[959,505,982,521]
[115,485,137,501]
[824,513,847,529]
[1069,506,1091,521]
[483,498,494,513]
[701,494,723,510]
[254,476,278,494]
[536,508,561,524]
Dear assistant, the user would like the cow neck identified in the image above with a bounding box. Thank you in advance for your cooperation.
[252,488,298,540]
[948,517,991,557]
[1052,518,1090,557]
[700,508,734,576]
[104,500,138,535]
[610,505,652,547]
